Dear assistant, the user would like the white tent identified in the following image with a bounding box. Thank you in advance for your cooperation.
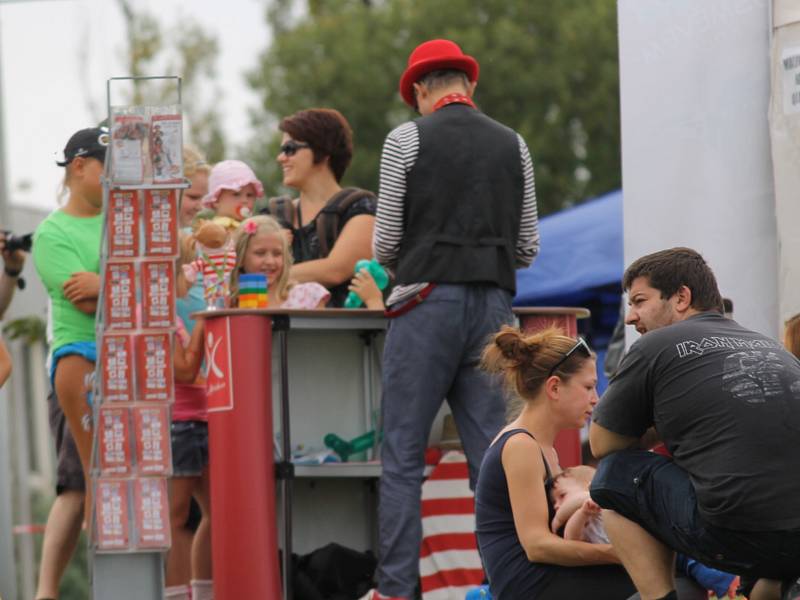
[618,0,780,340]
[769,0,800,327]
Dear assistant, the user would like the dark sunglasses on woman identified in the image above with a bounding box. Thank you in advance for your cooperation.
[548,337,592,377]
[279,140,310,157]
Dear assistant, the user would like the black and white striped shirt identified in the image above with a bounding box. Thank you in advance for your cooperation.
[373,120,540,306]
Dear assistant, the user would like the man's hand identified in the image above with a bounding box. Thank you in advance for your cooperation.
[0,232,25,273]
[63,272,100,303]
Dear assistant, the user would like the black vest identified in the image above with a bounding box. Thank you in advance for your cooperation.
[395,104,524,293]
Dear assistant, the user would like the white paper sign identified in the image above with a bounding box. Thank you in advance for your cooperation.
[782,47,800,115]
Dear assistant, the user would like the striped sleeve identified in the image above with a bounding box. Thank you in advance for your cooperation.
[373,121,419,268]
[515,133,539,268]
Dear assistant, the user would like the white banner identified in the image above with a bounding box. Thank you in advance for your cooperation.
[618,0,778,340]
[770,0,800,329]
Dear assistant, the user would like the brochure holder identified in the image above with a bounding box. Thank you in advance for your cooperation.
[91,76,187,600]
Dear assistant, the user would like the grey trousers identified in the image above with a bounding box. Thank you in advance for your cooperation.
[377,284,513,597]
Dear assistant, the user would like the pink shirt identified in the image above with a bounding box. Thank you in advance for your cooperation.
[280,282,330,309]
[173,317,208,422]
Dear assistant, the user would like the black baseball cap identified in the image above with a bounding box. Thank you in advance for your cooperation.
[56,127,109,167]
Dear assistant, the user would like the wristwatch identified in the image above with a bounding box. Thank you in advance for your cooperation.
[4,266,25,290]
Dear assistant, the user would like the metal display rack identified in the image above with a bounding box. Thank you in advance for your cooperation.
[90,76,188,599]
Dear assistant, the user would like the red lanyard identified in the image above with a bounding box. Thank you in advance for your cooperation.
[433,93,476,111]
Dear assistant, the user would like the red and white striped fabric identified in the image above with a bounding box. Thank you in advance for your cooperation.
[419,450,484,600]
[201,248,237,282]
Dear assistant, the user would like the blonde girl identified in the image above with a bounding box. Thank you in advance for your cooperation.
[231,216,329,309]
[166,232,212,600]
[180,145,211,229]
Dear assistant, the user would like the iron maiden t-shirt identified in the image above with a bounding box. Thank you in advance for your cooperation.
[594,312,800,531]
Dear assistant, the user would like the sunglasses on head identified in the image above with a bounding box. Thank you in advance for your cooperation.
[279,140,310,157]
[548,337,592,377]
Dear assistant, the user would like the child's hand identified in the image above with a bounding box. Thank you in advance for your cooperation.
[348,268,383,309]
[63,272,100,302]
[181,260,202,284]
[581,498,601,516]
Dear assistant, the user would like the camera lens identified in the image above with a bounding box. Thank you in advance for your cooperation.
[5,233,33,253]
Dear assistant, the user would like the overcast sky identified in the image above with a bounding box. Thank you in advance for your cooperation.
[1,0,269,213]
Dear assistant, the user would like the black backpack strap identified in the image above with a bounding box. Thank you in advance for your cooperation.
[316,187,375,258]
[265,195,297,230]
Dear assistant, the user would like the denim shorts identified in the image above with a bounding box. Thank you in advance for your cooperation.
[590,450,800,582]
[170,421,209,477]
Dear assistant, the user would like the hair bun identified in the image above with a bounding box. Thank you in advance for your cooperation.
[495,329,529,363]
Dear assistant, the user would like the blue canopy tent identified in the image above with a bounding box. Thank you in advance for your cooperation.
[514,189,624,391]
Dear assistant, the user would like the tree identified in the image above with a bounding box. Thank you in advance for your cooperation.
[246,0,620,215]
[114,0,227,163]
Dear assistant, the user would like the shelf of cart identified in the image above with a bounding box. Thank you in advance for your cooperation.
[193,308,388,332]
[292,462,433,479]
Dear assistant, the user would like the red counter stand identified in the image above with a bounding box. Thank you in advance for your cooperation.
[514,307,591,468]
[199,307,589,599]
[203,313,282,600]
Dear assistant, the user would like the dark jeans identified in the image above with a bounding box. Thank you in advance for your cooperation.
[591,450,800,582]
[377,284,513,597]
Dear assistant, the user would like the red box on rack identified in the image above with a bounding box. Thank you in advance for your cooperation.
[95,479,130,550]
[132,405,171,475]
[108,190,140,258]
[141,260,175,329]
[97,407,132,476]
[135,332,173,402]
[133,477,171,549]
[144,190,178,256]
[104,262,136,330]
[100,334,134,403]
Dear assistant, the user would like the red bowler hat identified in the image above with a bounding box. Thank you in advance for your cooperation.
[399,39,479,108]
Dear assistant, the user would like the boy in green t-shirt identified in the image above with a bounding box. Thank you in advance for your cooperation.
[32,127,106,600]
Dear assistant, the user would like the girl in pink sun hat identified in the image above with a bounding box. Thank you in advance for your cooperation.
[202,159,265,231]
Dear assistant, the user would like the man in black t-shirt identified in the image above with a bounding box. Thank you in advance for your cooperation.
[589,247,800,600]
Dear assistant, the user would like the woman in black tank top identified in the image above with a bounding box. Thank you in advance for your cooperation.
[474,326,635,599]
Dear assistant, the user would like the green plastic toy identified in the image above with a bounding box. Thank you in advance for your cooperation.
[344,259,389,308]
[324,430,383,462]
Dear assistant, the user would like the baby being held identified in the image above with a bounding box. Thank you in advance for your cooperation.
[550,466,606,543]
[202,160,264,232]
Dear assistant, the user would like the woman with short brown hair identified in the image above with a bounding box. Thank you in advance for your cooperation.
[268,108,376,307]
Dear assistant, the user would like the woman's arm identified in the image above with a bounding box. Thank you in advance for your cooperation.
[503,434,619,566]
[290,215,375,286]
[173,319,205,383]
